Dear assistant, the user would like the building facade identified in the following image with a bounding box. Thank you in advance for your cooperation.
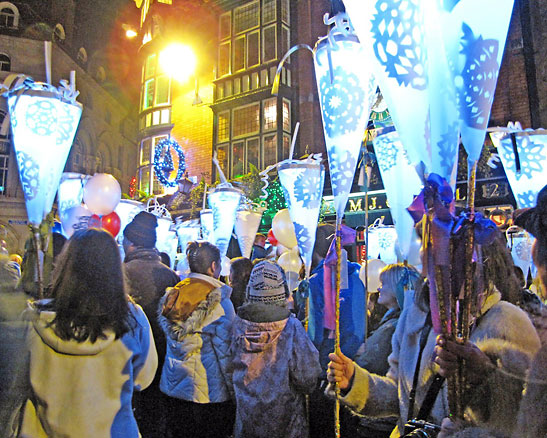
[0,0,138,253]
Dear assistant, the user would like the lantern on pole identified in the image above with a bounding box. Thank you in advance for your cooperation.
[200,209,215,243]
[208,185,243,260]
[175,218,201,274]
[235,206,264,259]
[278,156,325,278]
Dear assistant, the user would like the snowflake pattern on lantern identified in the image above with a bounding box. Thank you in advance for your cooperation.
[16,151,40,200]
[294,222,311,248]
[517,191,537,208]
[438,123,459,175]
[371,0,427,90]
[514,240,532,262]
[56,104,78,145]
[374,136,399,172]
[457,23,500,130]
[25,100,57,136]
[378,229,396,250]
[319,66,365,138]
[499,137,546,181]
[294,169,323,209]
[327,148,356,195]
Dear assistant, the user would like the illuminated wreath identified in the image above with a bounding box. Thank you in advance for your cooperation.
[153,137,186,188]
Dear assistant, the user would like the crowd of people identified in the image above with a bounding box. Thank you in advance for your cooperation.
[0,185,546,438]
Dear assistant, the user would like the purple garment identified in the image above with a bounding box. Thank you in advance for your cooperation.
[231,307,321,438]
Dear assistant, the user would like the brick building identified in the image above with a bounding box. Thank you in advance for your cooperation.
[0,0,138,252]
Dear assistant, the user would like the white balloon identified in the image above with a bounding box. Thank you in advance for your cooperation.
[61,204,92,238]
[286,270,300,292]
[276,242,290,256]
[359,259,386,293]
[83,173,122,216]
[278,248,302,274]
[272,209,297,249]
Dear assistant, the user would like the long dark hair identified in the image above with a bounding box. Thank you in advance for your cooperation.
[47,229,132,342]
[187,241,221,275]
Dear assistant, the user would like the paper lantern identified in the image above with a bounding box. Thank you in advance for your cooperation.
[490,127,547,208]
[60,204,92,238]
[156,216,178,269]
[367,221,398,265]
[506,227,534,279]
[235,207,264,259]
[7,87,82,225]
[208,184,243,259]
[278,158,325,277]
[438,0,515,164]
[313,13,376,219]
[57,173,90,225]
[200,209,215,243]
[373,129,423,258]
[114,199,144,243]
[175,218,201,274]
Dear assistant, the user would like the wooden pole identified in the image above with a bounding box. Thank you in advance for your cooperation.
[334,217,342,438]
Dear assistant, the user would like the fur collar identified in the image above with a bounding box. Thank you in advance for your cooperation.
[159,287,222,341]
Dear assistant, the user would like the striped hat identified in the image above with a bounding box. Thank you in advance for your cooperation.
[246,260,288,306]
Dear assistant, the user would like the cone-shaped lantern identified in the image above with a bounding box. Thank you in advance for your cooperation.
[490,127,547,208]
[156,217,178,269]
[7,84,82,225]
[314,13,376,220]
[235,207,264,259]
[200,209,215,243]
[438,0,515,164]
[278,157,325,277]
[175,218,201,274]
[57,173,90,224]
[373,129,423,259]
[208,184,243,259]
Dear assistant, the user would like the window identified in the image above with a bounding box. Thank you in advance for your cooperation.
[232,140,245,177]
[140,54,171,111]
[263,134,277,168]
[233,103,260,137]
[263,25,276,62]
[155,76,170,105]
[281,0,290,24]
[282,98,291,132]
[218,111,230,143]
[216,144,229,177]
[233,36,245,72]
[77,47,88,64]
[0,53,9,72]
[53,23,66,42]
[282,134,291,160]
[140,138,152,165]
[263,98,276,131]
[281,25,290,62]
[158,0,172,4]
[0,3,18,29]
[247,137,260,170]
[247,30,260,67]
[0,152,8,193]
[219,12,231,40]
[139,167,150,193]
[218,42,231,77]
[144,54,156,79]
[0,111,9,138]
[262,0,276,24]
[234,1,259,34]
[143,80,154,110]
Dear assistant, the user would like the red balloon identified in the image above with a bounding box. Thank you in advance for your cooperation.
[101,211,121,237]
[88,214,102,229]
[267,229,278,246]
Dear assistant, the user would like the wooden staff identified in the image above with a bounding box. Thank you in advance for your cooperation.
[334,217,342,438]
[32,226,43,299]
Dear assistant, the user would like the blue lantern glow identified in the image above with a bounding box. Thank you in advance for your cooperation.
[7,91,82,225]
[156,216,178,269]
[57,172,90,225]
[235,207,264,259]
[490,127,547,208]
[367,220,399,265]
[175,218,201,274]
[114,199,144,243]
[278,157,325,277]
[153,137,186,188]
[373,129,423,258]
[313,13,376,219]
[208,184,243,259]
[200,209,215,243]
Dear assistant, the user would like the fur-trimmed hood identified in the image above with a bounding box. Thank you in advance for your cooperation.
[158,273,231,341]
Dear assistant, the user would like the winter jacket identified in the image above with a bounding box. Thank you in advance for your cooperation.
[308,260,366,369]
[20,300,158,438]
[231,303,321,438]
[336,289,541,437]
[159,273,235,403]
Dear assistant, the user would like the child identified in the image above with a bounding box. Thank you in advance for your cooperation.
[231,260,321,438]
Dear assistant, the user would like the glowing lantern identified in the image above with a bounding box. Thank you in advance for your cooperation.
[235,207,264,259]
[114,199,144,243]
[200,209,215,243]
[278,157,325,277]
[313,13,376,219]
[490,126,547,208]
[57,172,90,225]
[506,226,535,279]
[156,217,178,269]
[7,85,82,225]
[367,220,398,265]
[208,184,243,259]
[373,129,423,258]
[175,218,201,274]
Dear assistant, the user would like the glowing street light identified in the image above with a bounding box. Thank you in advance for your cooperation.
[159,43,197,83]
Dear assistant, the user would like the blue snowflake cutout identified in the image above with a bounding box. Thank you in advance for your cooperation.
[438,123,459,175]
[294,222,311,249]
[515,241,532,261]
[458,23,499,130]
[319,66,365,138]
[374,136,399,173]
[372,0,427,90]
[16,151,40,200]
[327,148,356,196]
[500,137,546,180]
[378,230,396,250]
[56,103,78,145]
[294,168,322,209]
[26,100,57,136]
[517,191,537,208]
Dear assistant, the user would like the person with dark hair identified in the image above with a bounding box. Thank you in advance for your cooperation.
[19,229,157,437]
[327,227,540,437]
[158,241,235,438]
[230,260,321,438]
[123,211,179,438]
[159,251,171,268]
[229,257,253,311]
